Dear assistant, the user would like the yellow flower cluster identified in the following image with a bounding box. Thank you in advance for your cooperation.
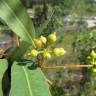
[27,32,66,60]
[33,32,56,48]
[34,36,47,48]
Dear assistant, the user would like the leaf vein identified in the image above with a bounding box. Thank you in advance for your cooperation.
[23,66,33,96]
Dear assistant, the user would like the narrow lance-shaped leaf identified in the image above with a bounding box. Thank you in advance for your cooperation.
[10,62,51,96]
[0,59,8,96]
[0,0,35,44]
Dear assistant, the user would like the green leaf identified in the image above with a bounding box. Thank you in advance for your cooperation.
[8,41,30,62]
[0,59,8,96]
[0,0,35,43]
[10,62,51,96]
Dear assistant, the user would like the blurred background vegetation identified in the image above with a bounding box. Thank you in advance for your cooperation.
[0,0,96,96]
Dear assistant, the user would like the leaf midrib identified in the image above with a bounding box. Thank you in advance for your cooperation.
[23,66,33,96]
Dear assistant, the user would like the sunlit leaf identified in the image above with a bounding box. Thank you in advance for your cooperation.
[0,0,35,43]
[10,62,51,96]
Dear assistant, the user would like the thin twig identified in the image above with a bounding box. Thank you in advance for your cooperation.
[46,78,53,86]
[42,64,93,70]
[13,33,20,47]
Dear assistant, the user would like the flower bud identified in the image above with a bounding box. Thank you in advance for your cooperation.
[48,32,56,43]
[53,48,66,56]
[30,49,39,57]
[43,52,51,59]
[34,39,43,48]
[59,48,66,56]
[40,36,47,44]
[92,68,96,73]
[90,50,96,58]
[53,48,61,56]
